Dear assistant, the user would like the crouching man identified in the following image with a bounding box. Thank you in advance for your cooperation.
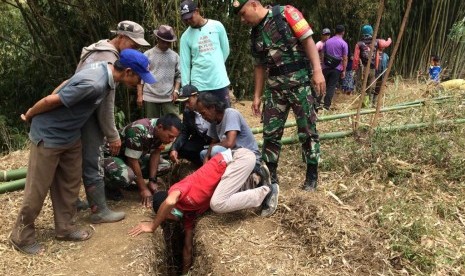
[103,113,182,207]
[129,148,277,274]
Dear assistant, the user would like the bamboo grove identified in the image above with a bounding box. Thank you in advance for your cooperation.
[0,0,464,152]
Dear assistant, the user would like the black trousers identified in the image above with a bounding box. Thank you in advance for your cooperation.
[322,68,342,109]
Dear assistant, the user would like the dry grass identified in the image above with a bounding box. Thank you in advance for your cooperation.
[1,80,465,275]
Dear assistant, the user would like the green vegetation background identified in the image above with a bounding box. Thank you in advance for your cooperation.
[0,0,464,153]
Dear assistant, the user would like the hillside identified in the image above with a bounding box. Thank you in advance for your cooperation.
[1,81,465,275]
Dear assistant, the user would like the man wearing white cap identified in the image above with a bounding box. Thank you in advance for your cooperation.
[137,25,181,118]
[316,28,331,64]
[74,20,151,224]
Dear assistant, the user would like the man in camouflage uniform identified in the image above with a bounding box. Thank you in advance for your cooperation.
[103,113,182,207]
[233,0,325,191]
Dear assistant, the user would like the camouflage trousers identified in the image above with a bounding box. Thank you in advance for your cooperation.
[103,155,172,188]
[262,83,320,165]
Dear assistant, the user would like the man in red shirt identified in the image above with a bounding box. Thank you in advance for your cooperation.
[129,149,233,274]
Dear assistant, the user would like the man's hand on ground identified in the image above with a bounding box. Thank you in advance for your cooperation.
[128,221,155,237]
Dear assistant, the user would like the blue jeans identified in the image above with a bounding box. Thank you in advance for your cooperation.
[200,145,228,161]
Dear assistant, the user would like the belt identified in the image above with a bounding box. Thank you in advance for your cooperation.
[268,62,309,77]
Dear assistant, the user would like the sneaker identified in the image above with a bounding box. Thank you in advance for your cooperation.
[260,182,279,217]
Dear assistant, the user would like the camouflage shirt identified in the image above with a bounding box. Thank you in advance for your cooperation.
[251,5,314,89]
[119,118,163,159]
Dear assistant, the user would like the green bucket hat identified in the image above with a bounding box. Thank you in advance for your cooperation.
[232,0,249,14]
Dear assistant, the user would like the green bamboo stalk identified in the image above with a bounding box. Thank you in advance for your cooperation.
[257,118,465,147]
[251,96,455,135]
[393,96,453,106]
[0,167,27,182]
[4,118,465,194]
[0,178,26,194]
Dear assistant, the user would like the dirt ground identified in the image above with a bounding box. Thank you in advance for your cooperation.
[0,85,447,275]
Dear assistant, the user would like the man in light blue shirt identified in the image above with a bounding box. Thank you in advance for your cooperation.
[179,0,231,107]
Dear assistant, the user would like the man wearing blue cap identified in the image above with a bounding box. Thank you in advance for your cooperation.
[9,49,155,255]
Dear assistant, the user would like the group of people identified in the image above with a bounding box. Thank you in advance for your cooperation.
[316,24,392,109]
[10,1,326,274]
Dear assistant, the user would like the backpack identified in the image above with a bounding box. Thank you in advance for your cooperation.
[358,40,378,67]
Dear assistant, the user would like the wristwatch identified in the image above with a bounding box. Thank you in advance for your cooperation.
[148,176,157,183]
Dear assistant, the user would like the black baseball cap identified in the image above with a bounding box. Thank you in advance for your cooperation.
[176,84,199,102]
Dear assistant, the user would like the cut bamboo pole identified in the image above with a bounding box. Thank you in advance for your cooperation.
[3,118,465,194]
[371,0,414,130]
[0,178,26,194]
[256,118,465,147]
[354,0,385,129]
[0,167,27,181]
[251,96,454,134]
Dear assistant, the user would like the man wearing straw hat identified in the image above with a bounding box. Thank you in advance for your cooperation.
[137,25,181,118]
[74,20,151,225]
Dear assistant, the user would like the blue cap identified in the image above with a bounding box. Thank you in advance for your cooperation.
[119,49,156,84]
[361,25,373,37]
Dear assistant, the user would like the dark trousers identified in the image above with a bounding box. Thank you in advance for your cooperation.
[322,68,342,109]
[178,137,209,167]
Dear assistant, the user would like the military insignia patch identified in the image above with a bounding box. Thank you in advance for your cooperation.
[291,12,300,21]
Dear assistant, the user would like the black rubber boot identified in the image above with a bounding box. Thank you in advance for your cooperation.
[75,198,89,211]
[303,164,318,191]
[266,162,279,185]
[85,182,126,224]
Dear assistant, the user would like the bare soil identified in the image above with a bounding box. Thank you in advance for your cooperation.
[1,83,462,275]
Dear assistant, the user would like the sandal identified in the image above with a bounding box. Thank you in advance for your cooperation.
[10,238,45,255]
[56,228,93,242]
